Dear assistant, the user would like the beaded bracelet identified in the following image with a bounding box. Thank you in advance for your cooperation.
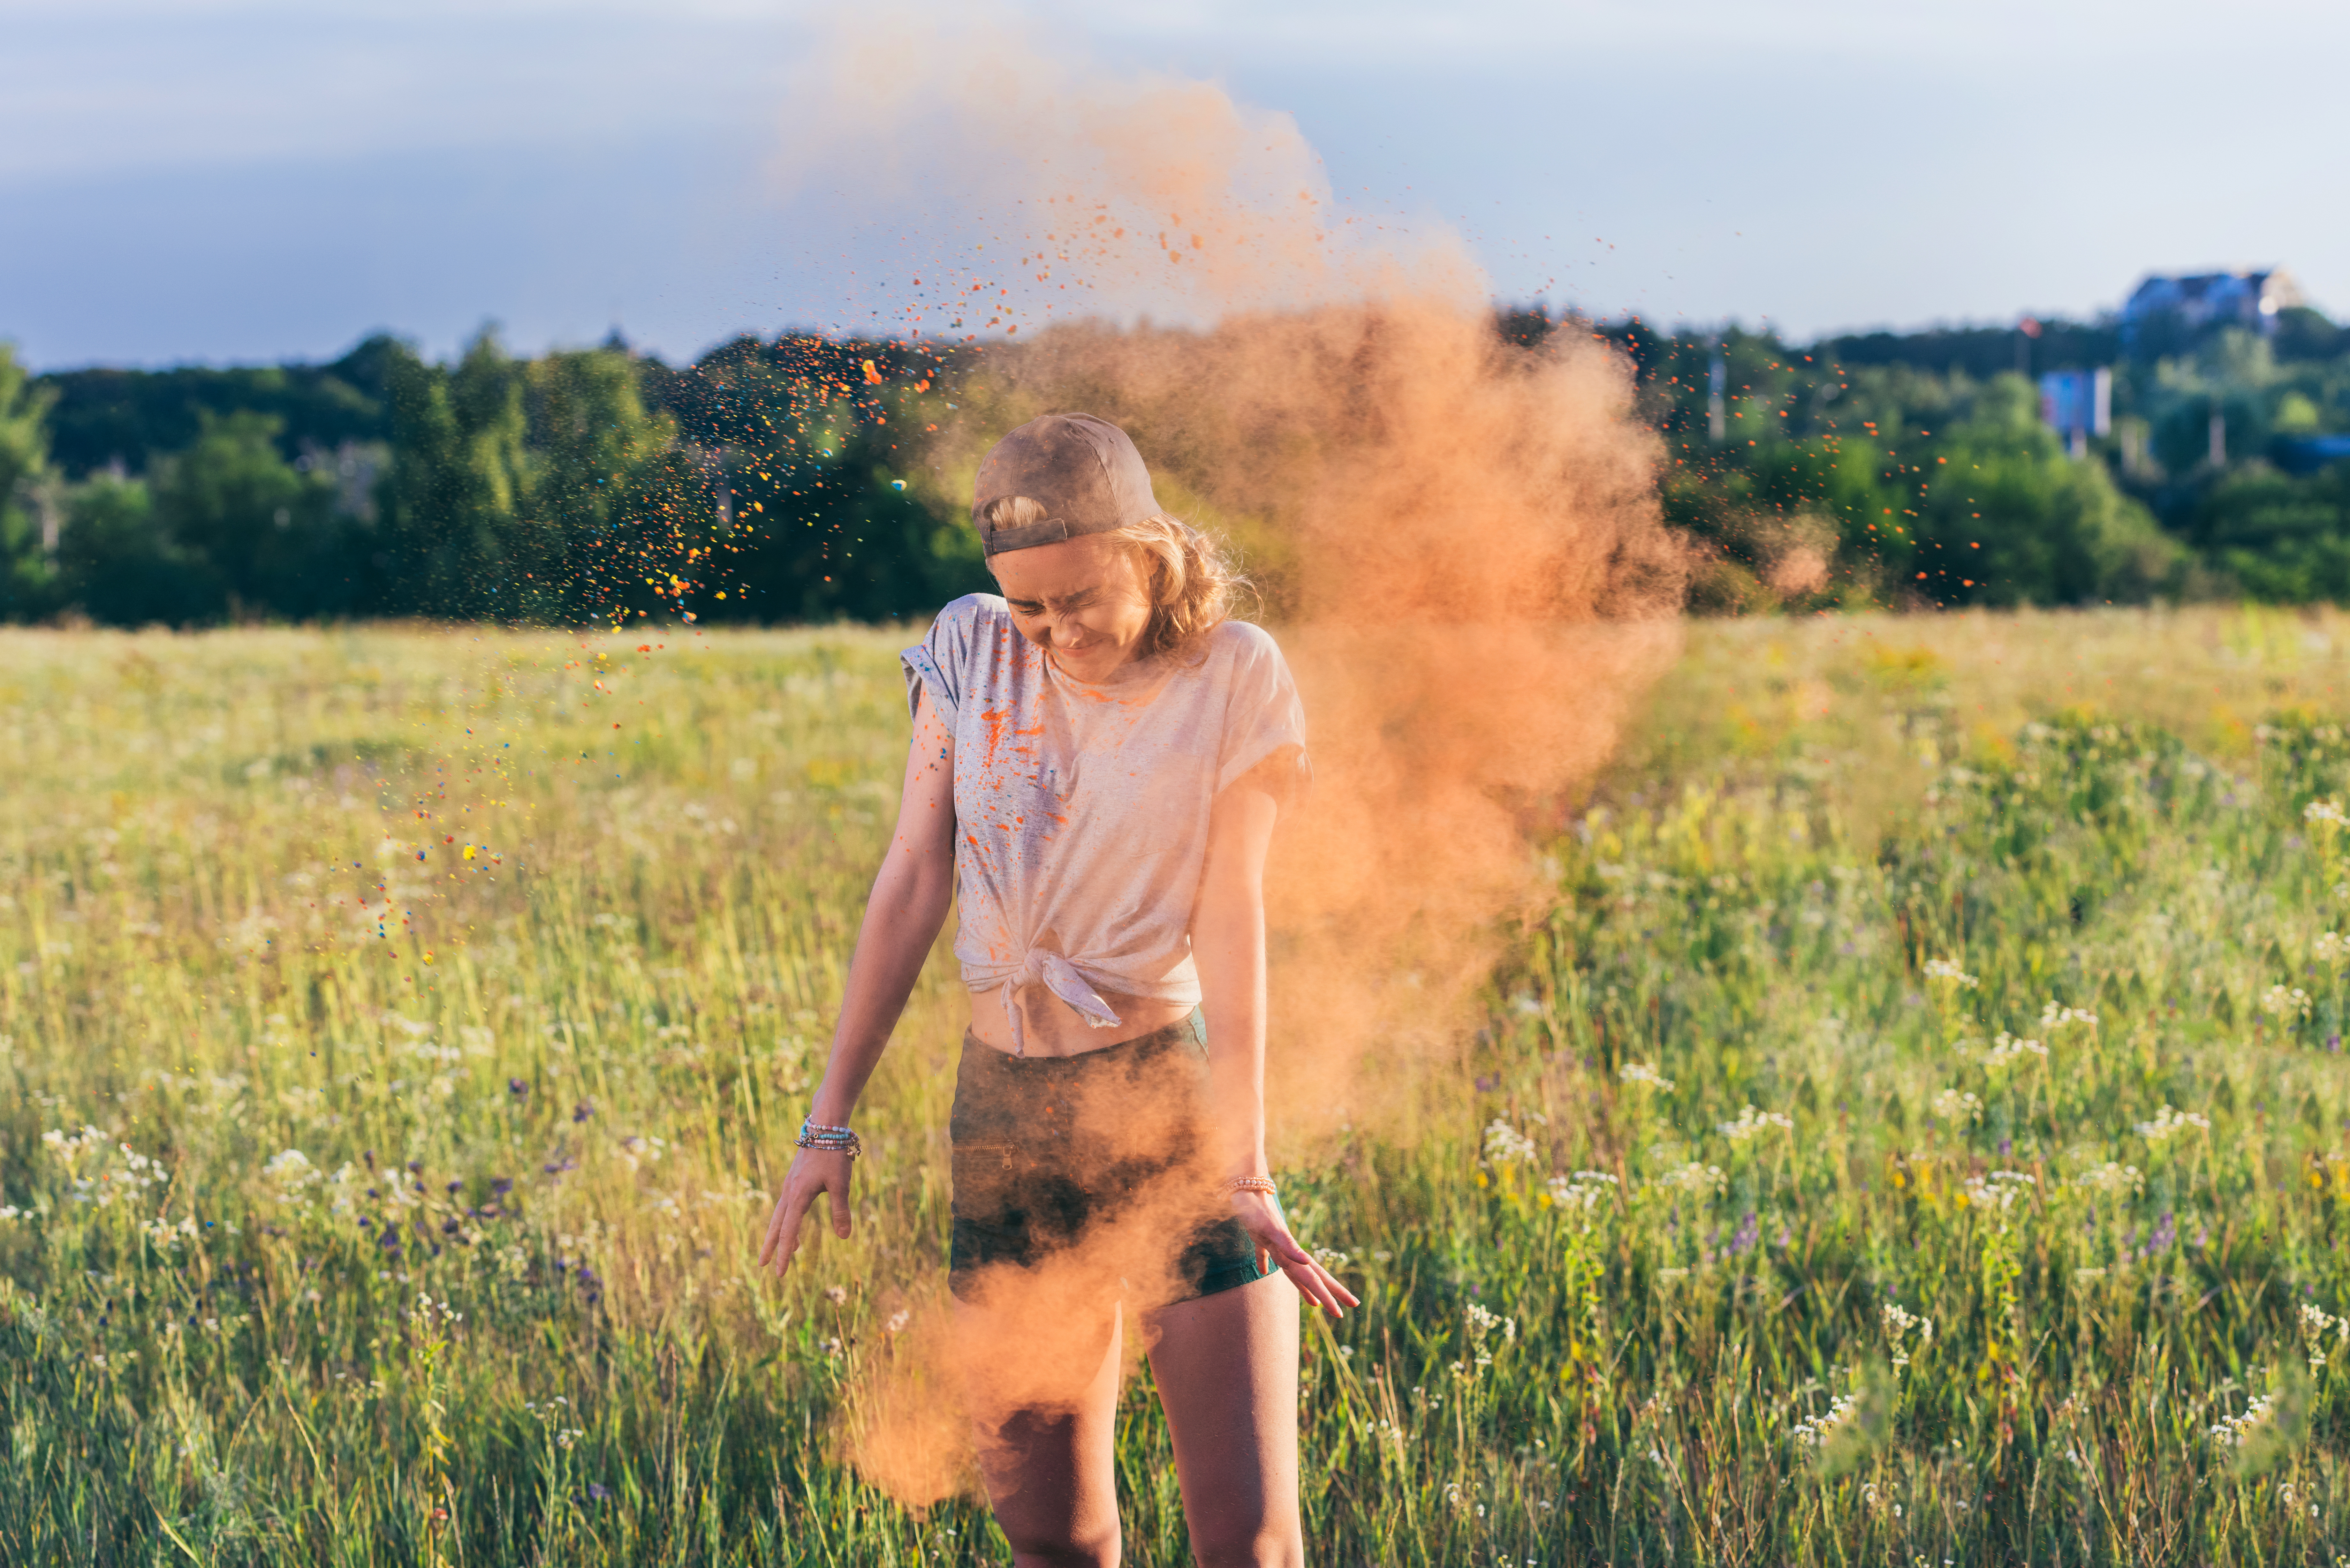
[1222,1176,1278,1198]
[797,1119,862,1159]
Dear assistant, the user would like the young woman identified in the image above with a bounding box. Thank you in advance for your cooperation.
[759,412,1357,1567]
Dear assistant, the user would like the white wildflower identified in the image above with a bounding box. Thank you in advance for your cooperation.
[1465,1301,1516,1343]
[1617,1062,1676,1093]
[1932,1088,1984,1125]
[1482,1120,1539,1167]
[1716,1104,1795,1141]
[2210,1393,2278,1448]
[1545,1170,1617,1217]
[1882,1301,1934,1370]
[1792,1393,1861,1448]
[141,1215,198,1249]
[1923,958,1978,988]
[2261,984,2313,1021]
[2298,1302,2349,1370]
[2134,1105,2212,1142]
[2074,1162,2145,1195]
[2316,931,2347,965]
[2038,999,2098,1030]
[262,1149,318,1193]
[2303,798,2347,828]
[1982,1032,2049,1069]
[1656,1161,1727,1197]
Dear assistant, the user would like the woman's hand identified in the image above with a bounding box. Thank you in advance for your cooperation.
[758,1148,855,1278]
[1228,1189,1362,1315]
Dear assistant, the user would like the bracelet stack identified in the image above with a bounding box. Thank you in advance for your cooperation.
[1222,1176,1278,1198]
[797,1119,862,1159]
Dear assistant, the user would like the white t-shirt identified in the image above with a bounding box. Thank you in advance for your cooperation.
[902,594,1308,1052]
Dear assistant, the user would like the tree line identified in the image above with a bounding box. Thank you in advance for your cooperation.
[4,301,2350,627]
[0,330,991,630]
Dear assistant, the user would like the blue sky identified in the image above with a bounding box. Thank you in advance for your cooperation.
[2,0,2343,368]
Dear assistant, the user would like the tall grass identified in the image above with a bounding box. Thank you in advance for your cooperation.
[4,607,2349,1565]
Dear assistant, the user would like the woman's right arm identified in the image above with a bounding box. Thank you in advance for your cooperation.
[758,686,958,1278]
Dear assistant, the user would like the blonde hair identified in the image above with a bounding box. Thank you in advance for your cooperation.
[979,497,1242,660]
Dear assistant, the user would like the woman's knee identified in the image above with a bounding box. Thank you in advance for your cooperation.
[1186,1519,1302,1568]
[999,1518,1120,1568]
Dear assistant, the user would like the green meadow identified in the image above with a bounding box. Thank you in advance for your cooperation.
[4,607,2350,1565]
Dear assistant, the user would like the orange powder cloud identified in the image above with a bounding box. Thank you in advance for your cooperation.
[779,7,1688,1505]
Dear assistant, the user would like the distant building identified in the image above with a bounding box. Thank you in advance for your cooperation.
[2122,268,2303,339]
[2039,368,2111,456]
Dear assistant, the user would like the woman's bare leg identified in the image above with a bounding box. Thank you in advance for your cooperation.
[1144,1271,1304,1568]
[960,1296,1127,1568]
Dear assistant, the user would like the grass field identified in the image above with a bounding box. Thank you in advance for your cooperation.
[5,606,2350,1565]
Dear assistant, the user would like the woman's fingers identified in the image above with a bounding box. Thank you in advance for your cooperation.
[771,1189,818,1279]
[1248,1220,1362,1315]
[828,1180,853,1240]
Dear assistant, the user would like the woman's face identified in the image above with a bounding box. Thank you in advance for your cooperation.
[990,534,1155,684]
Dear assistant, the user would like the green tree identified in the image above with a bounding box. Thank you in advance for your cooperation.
[376,329,534,620]
[148,410,353,618]
[519,347,694,622]
[0,343,59,619]
[55,472,219,626]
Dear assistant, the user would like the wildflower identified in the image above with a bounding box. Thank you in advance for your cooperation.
[1545,1170,1617,1217]
[1959,1168,2034,1213]
[1716,1104,1794,1141]
[1656,1161,1727,1196]
[1931,1088,1984,1125]
[142,1215,198,1248]
[2260,984,2313,1021]
[1922,958,1978,989]
[1465,1301,1516,1343]
[2298,1302,2349,1370]
[1982,1032,2049,1068]
[1463,1302,1515,1370]
[885,1309,911,1334]
[1882,1301,1934,1370]
[1616,1062,1676,1092]
[823,1285,848,1305]
[1482,1119,1538,1167]
[2134,1105,2212,1142]
[262,1149,319,1199]
[2209,1392,2278,1448]
[2038,999,2098,1030]
[1792,1393,1862,1449]
[2317,931,2348,965]
[2303,798,2347,829]
[1313,1247,1351,1270]
[2075,1161,2145,1195]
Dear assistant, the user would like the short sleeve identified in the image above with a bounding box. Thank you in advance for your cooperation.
[1213,622,1310,798]
[901,594,988,726]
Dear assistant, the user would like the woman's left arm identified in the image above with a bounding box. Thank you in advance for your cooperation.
[1192,770,1361,1316]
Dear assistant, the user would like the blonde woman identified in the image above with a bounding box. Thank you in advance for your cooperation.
[761,412,1355,1566]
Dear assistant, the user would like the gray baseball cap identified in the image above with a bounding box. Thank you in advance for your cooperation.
[973,412,1165,557]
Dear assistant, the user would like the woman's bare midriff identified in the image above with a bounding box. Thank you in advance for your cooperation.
[967,983,1196,1059]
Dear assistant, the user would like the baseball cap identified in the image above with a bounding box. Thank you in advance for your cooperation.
[972,412,1164,557]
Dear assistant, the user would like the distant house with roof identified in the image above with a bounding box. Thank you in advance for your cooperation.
[2122,268,2303,341]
